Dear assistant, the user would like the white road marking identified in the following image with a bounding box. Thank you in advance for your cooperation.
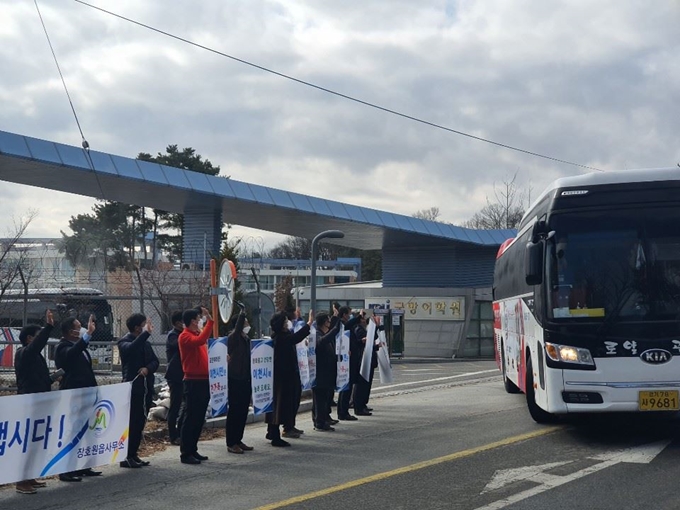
[475,440,671,510]
[374,370,498,391]
[481,461,571,493]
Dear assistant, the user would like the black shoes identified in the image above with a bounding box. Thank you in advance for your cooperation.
[180,455,201,465]
[59,473,82,482]
[338,414,358,421]
[194,452,209,461]
[314,424,336,432]
[133,456,150,466]
[170,437,181,446]
[80,468,102,477]
[120,458,143,468]
[271,438,291,447]
[355,409,373,416]
[328,418,339,425]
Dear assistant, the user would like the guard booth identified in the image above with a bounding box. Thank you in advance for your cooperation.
[371,308,405,358]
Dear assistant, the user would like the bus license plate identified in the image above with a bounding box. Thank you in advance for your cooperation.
[638,390,680,411]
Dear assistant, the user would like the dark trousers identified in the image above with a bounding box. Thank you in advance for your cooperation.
[226,378,251,447]
[312,386,332,427]
[267,422,281,440]
[338,384,354,417]
[354,365,376,411]
[167,379,186,441]
[284,376,302,431]
[128,390,149,459]
[180,379,210,458]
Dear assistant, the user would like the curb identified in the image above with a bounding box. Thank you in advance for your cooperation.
[145,399,315,439]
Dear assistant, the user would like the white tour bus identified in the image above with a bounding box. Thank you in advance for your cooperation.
[493,168,680,422]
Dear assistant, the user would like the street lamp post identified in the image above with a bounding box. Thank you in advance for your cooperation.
[310,230,345,316]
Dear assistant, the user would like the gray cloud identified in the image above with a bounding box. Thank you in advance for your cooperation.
[1,0,679,245]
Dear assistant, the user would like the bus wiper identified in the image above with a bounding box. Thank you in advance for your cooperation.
[595,287,635,338]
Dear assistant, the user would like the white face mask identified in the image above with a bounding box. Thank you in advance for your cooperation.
[286,320,294,332]
[198,318,206,329]
[243,326,251,335]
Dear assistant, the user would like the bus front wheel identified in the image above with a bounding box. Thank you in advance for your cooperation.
[526,356,557,424]
[501,343,521,394]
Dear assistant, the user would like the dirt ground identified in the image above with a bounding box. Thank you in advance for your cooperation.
[138,420,225,456]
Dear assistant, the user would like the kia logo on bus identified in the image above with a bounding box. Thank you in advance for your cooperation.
[640,349,672,365]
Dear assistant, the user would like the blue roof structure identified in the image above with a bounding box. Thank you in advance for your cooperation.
[0,129,515,250]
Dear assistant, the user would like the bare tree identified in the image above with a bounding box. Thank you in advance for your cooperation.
[412,207,441,222]
[463,172,528,230]
[273,275,295,312]
[0,210,38,301]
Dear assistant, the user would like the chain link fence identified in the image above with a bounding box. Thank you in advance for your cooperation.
[0,266,212,392]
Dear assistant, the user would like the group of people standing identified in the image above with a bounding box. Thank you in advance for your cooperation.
[12,301,381,493]
[311,306,379,433]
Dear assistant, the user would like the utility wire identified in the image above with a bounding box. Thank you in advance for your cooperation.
[74,0,603,172]
[34,0,105,196]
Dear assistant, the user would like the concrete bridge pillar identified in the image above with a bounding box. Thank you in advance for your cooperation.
[182,209,223,270]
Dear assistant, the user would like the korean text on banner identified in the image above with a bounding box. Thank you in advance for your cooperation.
[0,382,131,485]
[377,330,393,384]
[336,326,350,392]
[307,325,317,388]
[294,321,311,390]
[251,339,274,415]
[360,320,377,381]
[208,337,228,417]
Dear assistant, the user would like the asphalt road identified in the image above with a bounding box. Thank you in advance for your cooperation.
[3,360,679,510]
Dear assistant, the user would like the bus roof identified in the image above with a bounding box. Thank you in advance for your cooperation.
[522,167,680,225]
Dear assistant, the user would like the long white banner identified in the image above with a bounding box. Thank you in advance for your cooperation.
[294,321,311,390]
[0,382,131,485]
[208,337,228,417]
[336,326,350,392]
[307,325,317,388]
[359,320,377,382]
[251,339,274,415]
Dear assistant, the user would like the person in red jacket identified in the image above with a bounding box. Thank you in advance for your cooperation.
[178,306,214,465]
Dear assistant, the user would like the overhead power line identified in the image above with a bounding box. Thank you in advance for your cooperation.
[36,0,107,197]
[74,0,603,172]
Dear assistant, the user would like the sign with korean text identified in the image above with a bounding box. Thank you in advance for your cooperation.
[250,339,274,415]
[376,330,393,384]
[0,382,131,485]
[360,320,377,382]
[336,326,350,392]
[208,337,228,417]
[307,325,317,388]
[365,297,466,321]
[293,321,311,391]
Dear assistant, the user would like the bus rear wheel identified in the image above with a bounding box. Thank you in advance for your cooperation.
[501,343,520,394]
[526,356,557,424]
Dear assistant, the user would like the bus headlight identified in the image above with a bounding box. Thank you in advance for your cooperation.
[545,342,594,366]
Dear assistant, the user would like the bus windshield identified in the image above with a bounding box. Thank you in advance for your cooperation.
[547,208,680,322]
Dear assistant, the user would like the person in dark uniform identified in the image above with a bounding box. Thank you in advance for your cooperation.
[265,310,312,446]
[226,302,254,454]
[283,307,307,439]
[117,313,159,468]
[14,309,54,494]
[54,314,102,481]
[312,308,340,431]
[338,310,366,421]
[354,316,380,415]
[165,311,185,446]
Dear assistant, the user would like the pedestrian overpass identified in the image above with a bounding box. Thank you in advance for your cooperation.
[0,129,514,288]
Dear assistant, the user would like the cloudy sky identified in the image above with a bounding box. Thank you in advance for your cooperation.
[1,0,679,251]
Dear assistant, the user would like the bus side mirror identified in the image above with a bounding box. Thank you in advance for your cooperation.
[525,241,544,286]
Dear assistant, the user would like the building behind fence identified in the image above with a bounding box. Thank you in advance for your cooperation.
[0,265,211,391]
